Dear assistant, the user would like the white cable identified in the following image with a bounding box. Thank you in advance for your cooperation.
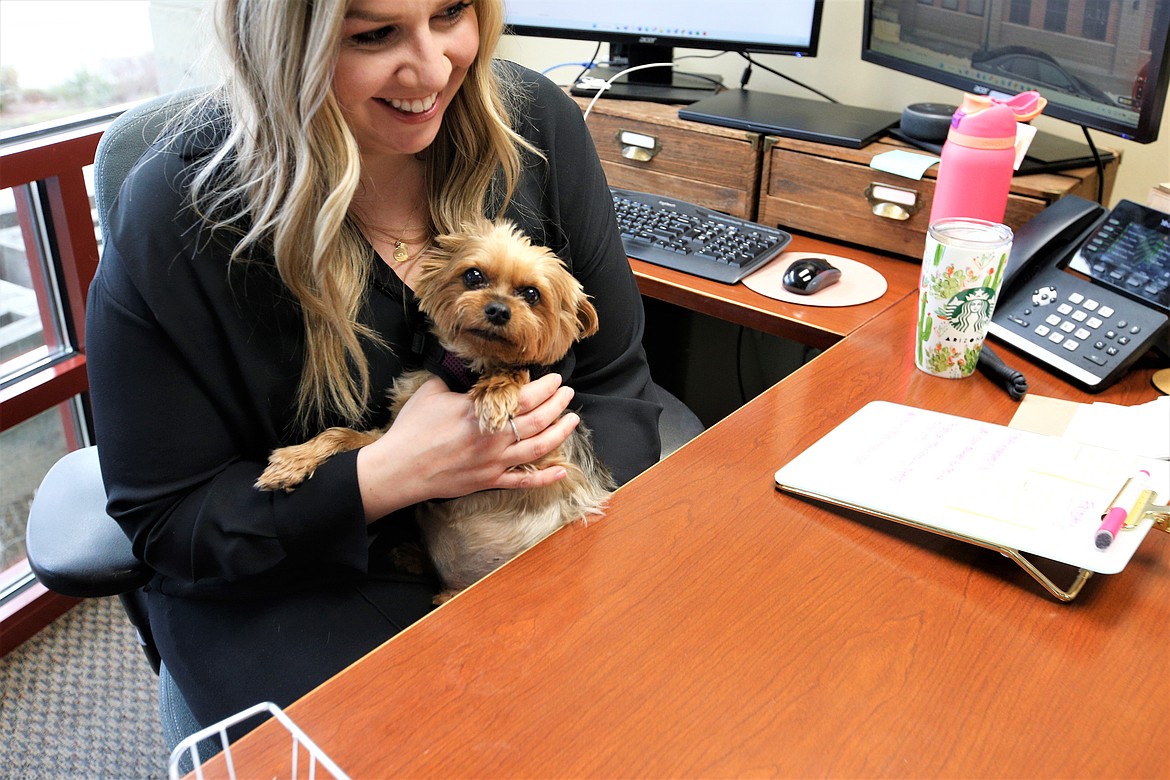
[580,61,678,121]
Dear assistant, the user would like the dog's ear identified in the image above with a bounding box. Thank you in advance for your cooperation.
[429,216,506,268]
[413,248,454,304]
[576,295,599,339]
[432,230,470,258]
[457,215,498,244]
[418,219,490,297]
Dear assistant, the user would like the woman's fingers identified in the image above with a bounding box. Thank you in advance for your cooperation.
[492,410,580,489]
[510,387,574,441]
[375,371,582,500]
[496,465,569,490]
[511,409,579,458]
[513,372,565,416]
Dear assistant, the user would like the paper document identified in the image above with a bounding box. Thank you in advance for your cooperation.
[775,401,1168,574]
[1063,397,1169,459]
[1012,395,1169,459]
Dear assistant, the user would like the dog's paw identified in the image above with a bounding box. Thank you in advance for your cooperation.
[470,374,524,433]
[255,448,317,492]
[432,588,462,606]
[256,427,384,492]
[470,390,517,434]
[475,398,514,434]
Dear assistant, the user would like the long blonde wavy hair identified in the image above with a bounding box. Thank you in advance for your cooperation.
[188,0,532,432]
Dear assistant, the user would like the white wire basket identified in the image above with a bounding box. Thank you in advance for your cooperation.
[167,701,350,780]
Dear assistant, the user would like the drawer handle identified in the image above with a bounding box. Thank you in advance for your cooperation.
[617,129,660,162]
[866,182,921,221]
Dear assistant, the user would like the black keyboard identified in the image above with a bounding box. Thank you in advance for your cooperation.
[610,187,791,284]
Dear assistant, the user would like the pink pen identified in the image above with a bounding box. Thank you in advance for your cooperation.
[1095,470,1151,550]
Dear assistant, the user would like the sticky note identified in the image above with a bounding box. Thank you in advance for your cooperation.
[869,150,941,181]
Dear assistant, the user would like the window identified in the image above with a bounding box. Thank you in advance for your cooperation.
[1,179,75,373]
[1009,0,1032,26]
[0,1,157,134]
[1,405,81,584]
[0,152,98,609]
[0,0,157,620]
[1082,0,1110,41]
[1035,60,1075,92]
[1043,0,1069,33]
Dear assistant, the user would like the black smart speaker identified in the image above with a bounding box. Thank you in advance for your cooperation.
[899,103,956,142]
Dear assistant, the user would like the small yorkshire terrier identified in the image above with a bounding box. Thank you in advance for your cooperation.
[256,217,614,601]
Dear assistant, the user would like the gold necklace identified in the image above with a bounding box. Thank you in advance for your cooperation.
[386,201,428,264]
[400,237,434,266]
[392,238,411,263]
[389,231,432,264]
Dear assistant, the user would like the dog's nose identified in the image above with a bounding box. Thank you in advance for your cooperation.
[483,301,511,326]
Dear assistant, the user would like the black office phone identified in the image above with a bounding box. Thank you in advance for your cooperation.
[987,196,1170,392]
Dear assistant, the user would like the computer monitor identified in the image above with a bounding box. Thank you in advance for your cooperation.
[861,0,1170,150]
[504,1,825,104]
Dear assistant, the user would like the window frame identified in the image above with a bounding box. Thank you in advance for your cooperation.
[0,120,109,656]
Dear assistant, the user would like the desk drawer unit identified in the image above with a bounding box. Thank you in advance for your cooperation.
[574,96,762,220]
[758,136,1118,260]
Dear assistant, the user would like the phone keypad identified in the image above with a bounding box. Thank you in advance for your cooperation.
[1002,289,1142,368]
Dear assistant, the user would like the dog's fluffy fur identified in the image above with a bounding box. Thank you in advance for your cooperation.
[256,218,614,600]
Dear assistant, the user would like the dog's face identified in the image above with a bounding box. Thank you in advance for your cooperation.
[414,219,599,369]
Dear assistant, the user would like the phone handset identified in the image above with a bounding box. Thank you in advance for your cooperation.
[1000,195,1107,294]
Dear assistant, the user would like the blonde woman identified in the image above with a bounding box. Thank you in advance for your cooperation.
[87,0,660,729]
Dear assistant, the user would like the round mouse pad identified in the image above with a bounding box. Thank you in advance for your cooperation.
[1152,368,1170,395]
[742,252,888,307]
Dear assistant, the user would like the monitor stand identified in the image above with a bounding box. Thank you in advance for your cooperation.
[570,67,721,105]
[887,128,1116,174]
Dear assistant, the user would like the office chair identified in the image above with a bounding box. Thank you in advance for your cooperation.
[24,86,705,754]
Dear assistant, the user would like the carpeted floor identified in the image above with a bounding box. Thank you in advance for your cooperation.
[1,596,168,779]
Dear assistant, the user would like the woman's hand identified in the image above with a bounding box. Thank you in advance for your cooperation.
[355,373,579,522]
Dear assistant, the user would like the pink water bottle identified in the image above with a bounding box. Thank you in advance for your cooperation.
[928,92,1045,224]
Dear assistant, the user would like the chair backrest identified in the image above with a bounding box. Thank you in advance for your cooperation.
[94,87,204,233]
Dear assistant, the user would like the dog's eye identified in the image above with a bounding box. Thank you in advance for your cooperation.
[462,268,487,289]
[517,286,541,306]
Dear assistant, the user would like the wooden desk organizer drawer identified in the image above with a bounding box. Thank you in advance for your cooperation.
[574,97,762,220]
[759,136,1118,259]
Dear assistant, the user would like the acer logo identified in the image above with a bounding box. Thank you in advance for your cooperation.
[639,36,658,44]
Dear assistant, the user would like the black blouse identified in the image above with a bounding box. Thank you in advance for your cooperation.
[86,63,661,597]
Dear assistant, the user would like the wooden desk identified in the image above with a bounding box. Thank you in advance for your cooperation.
[631,233,920,350]
[205,295,1168,779]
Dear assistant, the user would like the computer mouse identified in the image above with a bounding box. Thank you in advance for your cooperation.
[782,258,842,295]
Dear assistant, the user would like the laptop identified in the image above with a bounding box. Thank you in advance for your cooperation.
[887,127,1117,174]
[679,90,901,149]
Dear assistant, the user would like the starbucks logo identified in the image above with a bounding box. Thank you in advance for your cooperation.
[940,286,995,335]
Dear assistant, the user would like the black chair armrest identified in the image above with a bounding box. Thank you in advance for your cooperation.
[655,383,705,459]
[25,446,151,597]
